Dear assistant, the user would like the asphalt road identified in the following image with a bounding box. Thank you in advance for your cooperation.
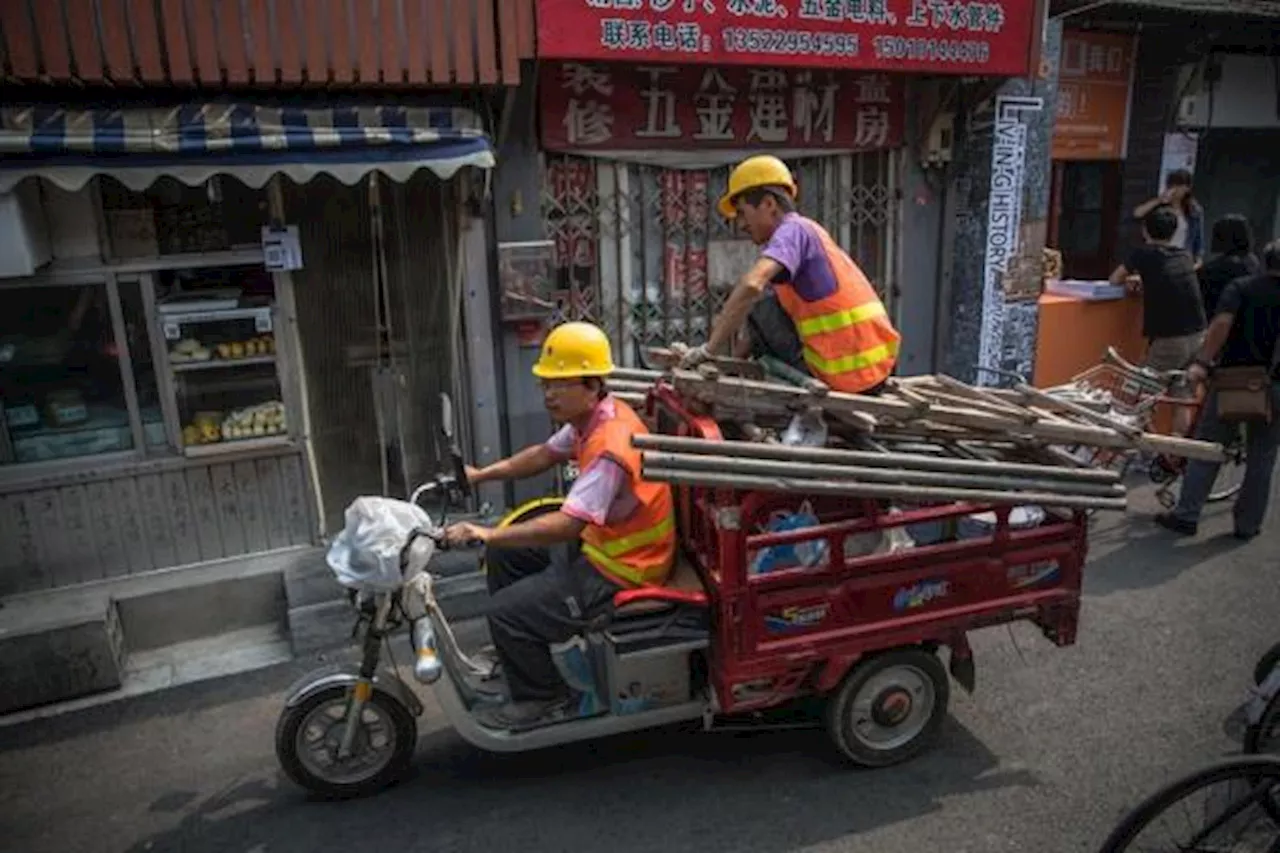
[1,490,1276,853]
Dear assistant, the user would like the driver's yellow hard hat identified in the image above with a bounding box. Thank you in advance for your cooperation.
[532,322,615,379]
[717,155,798,219]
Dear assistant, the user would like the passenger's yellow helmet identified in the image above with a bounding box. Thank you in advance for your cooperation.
[532,322,615,379]
[717,155,798,219]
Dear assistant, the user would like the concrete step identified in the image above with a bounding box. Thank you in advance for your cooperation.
[0,623,293,727]
[0,547,312,714]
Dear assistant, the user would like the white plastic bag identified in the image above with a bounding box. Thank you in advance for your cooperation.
[326,496,436,592]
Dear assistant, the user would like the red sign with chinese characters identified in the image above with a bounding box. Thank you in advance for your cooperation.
[536,0,1038,76]
[540,63,905,151]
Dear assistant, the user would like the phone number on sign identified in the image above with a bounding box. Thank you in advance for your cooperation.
[872,35,992,64]
[722,27,859,58]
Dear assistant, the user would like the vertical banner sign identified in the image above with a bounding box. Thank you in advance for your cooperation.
[536,0,1040,77]
[977,95,1044,385]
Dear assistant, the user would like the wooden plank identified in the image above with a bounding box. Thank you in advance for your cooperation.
[29,490,70,588]
[209,462,248,555]
[1016,383,1142,437]
[31,1,71,78]
[278,0,305,82]
[328,0,353,82]
[98,0,135,80]
[279,453,312,544]
[185,466,225,562]
[187,0,222,83]
[499,0,519,81]
[127,0,166,81]
[356,0,379,82]
[474,0,498,84]
[256,456,291,549]
[244,0,274,83]
[0,496,43,595]
[67,0,106,79]
[404,0,428,83]
[135,473,177,569]
[380,0,405,83]
[160,0,195,82]
[449,0,474,83]
[163,472,202,566]
[0,1,40,76]
[57,485,101,584]
[234,460,268,553]
[426,0,450,83]
[85,481,129,579]
[214,0,250,83]
[112,477,153,574]
[515,0,534,57]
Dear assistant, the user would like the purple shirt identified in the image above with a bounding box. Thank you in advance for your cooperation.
[545,396,640,526]
[760,213,839,302]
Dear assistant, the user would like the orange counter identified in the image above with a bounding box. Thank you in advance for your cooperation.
[1033,292,1146,388]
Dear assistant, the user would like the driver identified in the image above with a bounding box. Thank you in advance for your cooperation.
[444,321,676,729]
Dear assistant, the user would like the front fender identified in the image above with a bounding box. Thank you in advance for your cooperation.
[284,664,425,717]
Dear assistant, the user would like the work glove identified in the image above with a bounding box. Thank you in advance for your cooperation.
[673,343,711,370]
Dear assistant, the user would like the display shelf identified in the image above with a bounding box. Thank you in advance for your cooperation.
[170,355,277,372]
[182,435,293,458]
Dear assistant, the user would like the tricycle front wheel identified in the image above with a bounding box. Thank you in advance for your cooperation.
[275,686,417,799]
[825,648,949,767]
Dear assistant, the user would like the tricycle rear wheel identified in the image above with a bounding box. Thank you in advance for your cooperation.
[825,648,949,768]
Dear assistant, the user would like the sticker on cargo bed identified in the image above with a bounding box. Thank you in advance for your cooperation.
[893,580,950,611]
[764,603,829,633]
[1008,560,1061,589]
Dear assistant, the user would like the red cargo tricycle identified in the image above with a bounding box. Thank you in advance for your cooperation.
[276,385,1090,798]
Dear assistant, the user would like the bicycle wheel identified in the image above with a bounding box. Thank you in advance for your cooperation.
[1098,755,1280,853]
[1208,424,1248,504]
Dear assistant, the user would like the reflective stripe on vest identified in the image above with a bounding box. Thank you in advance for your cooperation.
[794,300,888,338]
[582,513,675,585]
[803,338,900,377]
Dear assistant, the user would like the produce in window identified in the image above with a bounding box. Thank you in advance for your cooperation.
[183,411,225,446]
[170,338,211,363]
[220,400,286,441]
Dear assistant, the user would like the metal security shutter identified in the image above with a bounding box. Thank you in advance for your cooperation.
[286,173,466,534]
[541,152,902,367]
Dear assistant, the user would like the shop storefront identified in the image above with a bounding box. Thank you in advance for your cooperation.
[1036,27,1145,386]
[510,0,1043,366]
[0,103,493,597]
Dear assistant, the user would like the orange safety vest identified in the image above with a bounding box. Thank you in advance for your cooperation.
[771,217,900,394]
[576,399,676,588]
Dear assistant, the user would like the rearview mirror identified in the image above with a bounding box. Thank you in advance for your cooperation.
[440,393,455,441]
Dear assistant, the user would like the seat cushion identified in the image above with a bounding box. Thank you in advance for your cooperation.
[612,555,709,617]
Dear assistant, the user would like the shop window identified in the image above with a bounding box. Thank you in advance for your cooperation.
[0,282,158,464]
[98,176,269,258]
[154,264,285,451]
[1050,161,1122,281]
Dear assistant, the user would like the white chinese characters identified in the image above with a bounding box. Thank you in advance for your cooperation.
[561,63,616,146]
[636,66,682,137]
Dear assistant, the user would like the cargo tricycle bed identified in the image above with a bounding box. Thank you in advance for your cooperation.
[644,381,1088,766]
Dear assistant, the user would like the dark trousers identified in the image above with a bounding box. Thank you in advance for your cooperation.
[746,292,888,396]
[1173,383,1280,536]
[485,543,622,701]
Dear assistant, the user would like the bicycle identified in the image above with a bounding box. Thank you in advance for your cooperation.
[1097,755,1280,852]
[1246,642,1280,757]
[980,348,1247,509]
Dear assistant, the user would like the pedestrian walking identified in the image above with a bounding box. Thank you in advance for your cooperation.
[1156,238,1280,539]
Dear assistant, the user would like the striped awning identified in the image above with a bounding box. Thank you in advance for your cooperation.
[0,104,495,193]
